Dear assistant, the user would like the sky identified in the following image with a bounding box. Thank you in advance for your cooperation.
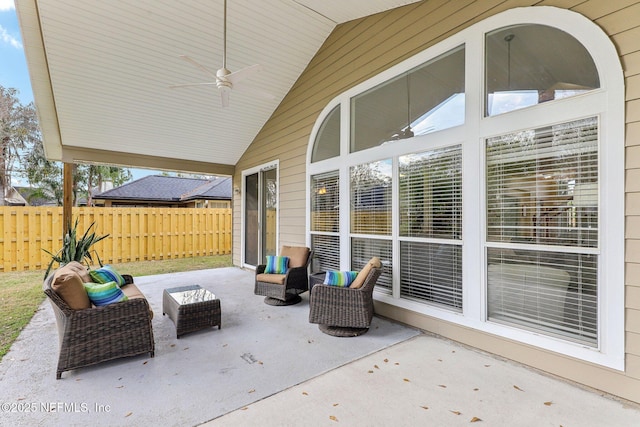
[0,0,164,184]
[0,0,31,104]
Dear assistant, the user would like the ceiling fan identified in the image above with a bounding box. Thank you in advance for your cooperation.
[170,0,264,107]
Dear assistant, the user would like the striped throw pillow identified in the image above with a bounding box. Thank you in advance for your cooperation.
[264,256,289,274]
[84,281,128,306]
[323,270,359,287]
[90,265,126,286]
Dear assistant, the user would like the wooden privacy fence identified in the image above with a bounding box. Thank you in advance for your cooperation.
[0,206,232,273]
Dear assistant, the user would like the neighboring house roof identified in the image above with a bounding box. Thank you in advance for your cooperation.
[93,175,231,203]
[181,177,232,201]
[4,186,28,206]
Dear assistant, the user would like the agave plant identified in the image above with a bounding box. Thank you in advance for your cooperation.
[43,218,109,279]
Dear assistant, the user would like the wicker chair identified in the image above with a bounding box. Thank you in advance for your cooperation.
[43,273,155,379]
[254,246,312,306]
[309,258,382,337]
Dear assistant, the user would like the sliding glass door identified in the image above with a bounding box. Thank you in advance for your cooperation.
[243,163,278,267]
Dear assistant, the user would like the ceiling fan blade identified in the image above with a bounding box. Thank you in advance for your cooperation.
[226,64,263,85]
[169,82,217,89]
[220,88,230,108]
[179,55,217,79]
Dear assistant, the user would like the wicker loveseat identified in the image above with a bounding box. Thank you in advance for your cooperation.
[43,261,155,379]
[309,257,382,337]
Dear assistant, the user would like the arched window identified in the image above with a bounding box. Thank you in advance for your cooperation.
[307,7,623,369]
[485,24,599,116]
[311,105,340,163]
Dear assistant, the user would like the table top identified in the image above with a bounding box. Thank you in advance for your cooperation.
[166,285,216,305]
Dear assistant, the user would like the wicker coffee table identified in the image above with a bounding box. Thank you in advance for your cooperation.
[162,285,221,338]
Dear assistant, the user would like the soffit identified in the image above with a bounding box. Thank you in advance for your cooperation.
[16,0,421,173]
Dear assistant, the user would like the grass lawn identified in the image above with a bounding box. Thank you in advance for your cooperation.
[0,255,232,361]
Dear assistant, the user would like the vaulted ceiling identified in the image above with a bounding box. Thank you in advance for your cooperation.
[16,0,421,175]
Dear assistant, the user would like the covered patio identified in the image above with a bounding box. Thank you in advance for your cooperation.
[1,268,638,426]
[14,0,640,411]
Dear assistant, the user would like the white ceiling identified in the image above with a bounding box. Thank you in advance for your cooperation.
[16,0,421,174]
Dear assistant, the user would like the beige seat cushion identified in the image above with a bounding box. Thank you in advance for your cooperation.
[350,257,382,289]
[121,283,146,300]
[51,261,91,310]
[121,283,154,319]
[256,273,286,285]
[280,246,310,269]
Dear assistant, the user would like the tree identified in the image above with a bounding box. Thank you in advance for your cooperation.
[23,132,133,207]
[0,86,40,205]
[22,135,64,204]
[81,164,132,206]
[2,86,132,206]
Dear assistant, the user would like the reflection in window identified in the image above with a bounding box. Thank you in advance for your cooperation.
[401,241,462,311]
[352,237,392,294]
[485,25,599,116]
[307,9,614,354]
[311,171,339,233]
[311,234,340,273]
[486,117,598,247]
[399,145,463,310]
[351,46,465,152]
[311,105,340,162]
[350,160,392,235]
[399,145,462,239]
[486,117,599,346]
[310,171,340,273]
[487,248,597,345]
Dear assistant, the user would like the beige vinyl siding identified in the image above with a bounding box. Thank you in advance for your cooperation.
[622,0,640,401]
[234,0,640,403]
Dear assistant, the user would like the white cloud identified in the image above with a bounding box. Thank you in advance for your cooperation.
[0,24,21,49]
[0,0,15,12]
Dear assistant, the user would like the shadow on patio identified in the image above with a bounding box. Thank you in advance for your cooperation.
[1,267,638,426]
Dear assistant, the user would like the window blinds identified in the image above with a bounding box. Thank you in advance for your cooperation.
[399,145,462,239]
[487,248,597,345]
[398,145,463,309]
[310,235,340,274]
[400,241,462,310]
[486,117,598,248]
[310,171,340,274]
[350,160,392,235]
[351,237,392,294]
[485,117,599,346]
[311,171,339,233]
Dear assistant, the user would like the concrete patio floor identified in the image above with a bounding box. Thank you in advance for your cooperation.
[1,267,639,426]
[210,334,640,427]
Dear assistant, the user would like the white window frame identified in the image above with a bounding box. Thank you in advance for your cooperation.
[305,6,624,370]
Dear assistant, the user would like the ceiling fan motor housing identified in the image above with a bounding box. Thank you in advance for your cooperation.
[216,68,233,90]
